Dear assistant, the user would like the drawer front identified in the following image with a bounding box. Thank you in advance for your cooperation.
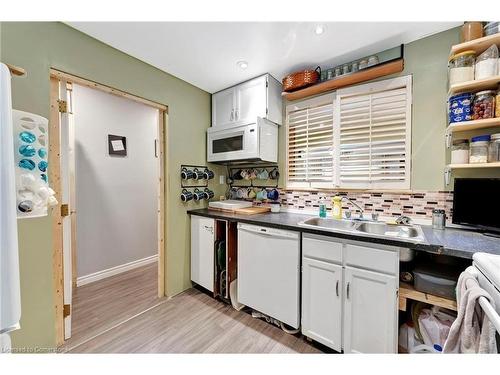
[344,242,398,275]
[303,234,342,264]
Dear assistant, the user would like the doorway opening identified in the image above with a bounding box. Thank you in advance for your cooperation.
[49,69,167,347]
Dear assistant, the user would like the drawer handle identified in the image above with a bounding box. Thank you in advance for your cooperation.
[336,280,339,297]
[346,282,350,300]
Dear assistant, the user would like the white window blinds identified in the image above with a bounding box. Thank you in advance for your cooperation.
[286,94,335,188]
[285,76,412,190]
[335,76,412,190]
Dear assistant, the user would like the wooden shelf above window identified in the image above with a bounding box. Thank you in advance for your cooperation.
[282,59,404,101]
[449,75,500,95]
[450,32,500,56]
[399,282,457,312]
[446,117,500,133]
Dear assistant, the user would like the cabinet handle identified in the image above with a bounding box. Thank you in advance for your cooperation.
[346,282,350,299]
[230,109,234,121]
[204,225,213,234]
[336,280,339,297]
[235,109,239,121]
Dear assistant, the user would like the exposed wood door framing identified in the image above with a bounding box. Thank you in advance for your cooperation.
[49,68,168,346]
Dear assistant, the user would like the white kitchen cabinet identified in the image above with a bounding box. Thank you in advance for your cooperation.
[211,74,282,128]
[190,216,215,292]
[343,266,398,354]
[212,87,236,128]
[301,257,343,351]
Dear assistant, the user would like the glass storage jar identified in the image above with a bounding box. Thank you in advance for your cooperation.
[461,22,483,42]
[451,139,470,164]
[469,135,491,164]
[496,90,500,118]
[448,51,475,85]
[472,90,496,120]
[488,133,500,162]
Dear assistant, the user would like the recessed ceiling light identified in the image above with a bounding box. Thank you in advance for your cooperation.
[237,60,248,70]
[314,25,325,35]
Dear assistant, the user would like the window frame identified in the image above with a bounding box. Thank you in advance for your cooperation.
[285,75,412,191]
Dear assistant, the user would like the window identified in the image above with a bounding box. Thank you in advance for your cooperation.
[286,76,412,190]
[286,94,335,189]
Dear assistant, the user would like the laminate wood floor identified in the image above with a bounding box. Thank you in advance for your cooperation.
[62,261,162,350]
[67,287,323,353]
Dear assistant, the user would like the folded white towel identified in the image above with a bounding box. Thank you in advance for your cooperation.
[443,267,497,353]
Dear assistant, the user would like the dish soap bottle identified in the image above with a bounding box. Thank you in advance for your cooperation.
[319,197,327,218]
[332,196,342,219]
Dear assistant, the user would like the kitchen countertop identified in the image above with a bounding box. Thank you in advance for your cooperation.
[188,208,500,259]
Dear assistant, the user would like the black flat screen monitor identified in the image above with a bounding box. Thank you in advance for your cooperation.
[452,178,500,234]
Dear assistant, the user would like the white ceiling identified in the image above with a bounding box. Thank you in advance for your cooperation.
[68,22,459,93]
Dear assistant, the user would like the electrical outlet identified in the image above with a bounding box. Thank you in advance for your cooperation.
[219,175,225,185]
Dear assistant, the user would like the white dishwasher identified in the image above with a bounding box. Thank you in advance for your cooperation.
[237,223,300,328]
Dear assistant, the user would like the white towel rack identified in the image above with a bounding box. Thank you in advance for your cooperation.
[478,296,500,334]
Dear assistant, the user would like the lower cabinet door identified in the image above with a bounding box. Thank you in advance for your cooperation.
[301,257,342,351]
[343,266,398,353]
[190,216,215,291]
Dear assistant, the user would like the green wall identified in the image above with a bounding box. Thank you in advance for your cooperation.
[280,27,500,191]
[0,22,224,349]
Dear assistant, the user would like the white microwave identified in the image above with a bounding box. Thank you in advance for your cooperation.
[207,118,278,164]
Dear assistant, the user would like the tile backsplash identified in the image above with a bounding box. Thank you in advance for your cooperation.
[278,189,454,220]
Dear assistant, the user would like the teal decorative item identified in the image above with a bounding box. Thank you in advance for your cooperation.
[38,160,48,172]
[38,148,47,159]
[19,131,36,143]
[19,159,36,170]
[19,144,36,157]
[41,174,48,183]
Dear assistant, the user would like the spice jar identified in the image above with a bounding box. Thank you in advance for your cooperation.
[334,66,341,77]
[342,64,350,75]
[461,22,483,42]
[472,90,496,120]
[351,61,359,73]
[496,90,500,118]
[449,51,475,85]
[451,139,470,164]
[359,59,368,70]
[488,133,500,162]
[470,135,491,164]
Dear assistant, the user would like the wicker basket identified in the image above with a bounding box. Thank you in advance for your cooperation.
[282,66,321,92]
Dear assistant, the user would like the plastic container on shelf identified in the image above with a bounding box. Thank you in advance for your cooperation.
[469,135,491,163]
[449,51,476,85]
[472,90,496,120]
[451,139,470,164]
[488,133,500,162]
[484,21,500,36]
[342,64,350,75]
[448,92,474,123]
[475,44,499,80]
[351,61,359,73]
[461,22,484,42]
[358,59,368,70]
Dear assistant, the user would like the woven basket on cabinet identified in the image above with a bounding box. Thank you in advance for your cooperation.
[282,66,321,92]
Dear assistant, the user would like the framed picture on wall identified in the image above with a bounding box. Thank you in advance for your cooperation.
[108,134,127,156]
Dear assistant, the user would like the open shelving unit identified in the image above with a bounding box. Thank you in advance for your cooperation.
[399,282,457,312]
[445,32,500,185]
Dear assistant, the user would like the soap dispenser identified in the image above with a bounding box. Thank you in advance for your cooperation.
[332,196,342,219]
[319,197,327,218]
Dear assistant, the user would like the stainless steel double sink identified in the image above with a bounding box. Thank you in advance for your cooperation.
[298,217,425,243]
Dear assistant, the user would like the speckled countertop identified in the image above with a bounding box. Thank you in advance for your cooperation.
[188,209,500,259]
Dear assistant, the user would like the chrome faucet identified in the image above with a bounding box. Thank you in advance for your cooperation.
[395,215,412,225]
[342,196,364,219]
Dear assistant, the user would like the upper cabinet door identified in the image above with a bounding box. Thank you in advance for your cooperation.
[235,75,267,125]
[212,87,236,128]
[343,266,398,354]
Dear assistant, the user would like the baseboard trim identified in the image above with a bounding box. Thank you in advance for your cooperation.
[77,255,158,287]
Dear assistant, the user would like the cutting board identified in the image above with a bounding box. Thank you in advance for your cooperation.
[209,205,271,215]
